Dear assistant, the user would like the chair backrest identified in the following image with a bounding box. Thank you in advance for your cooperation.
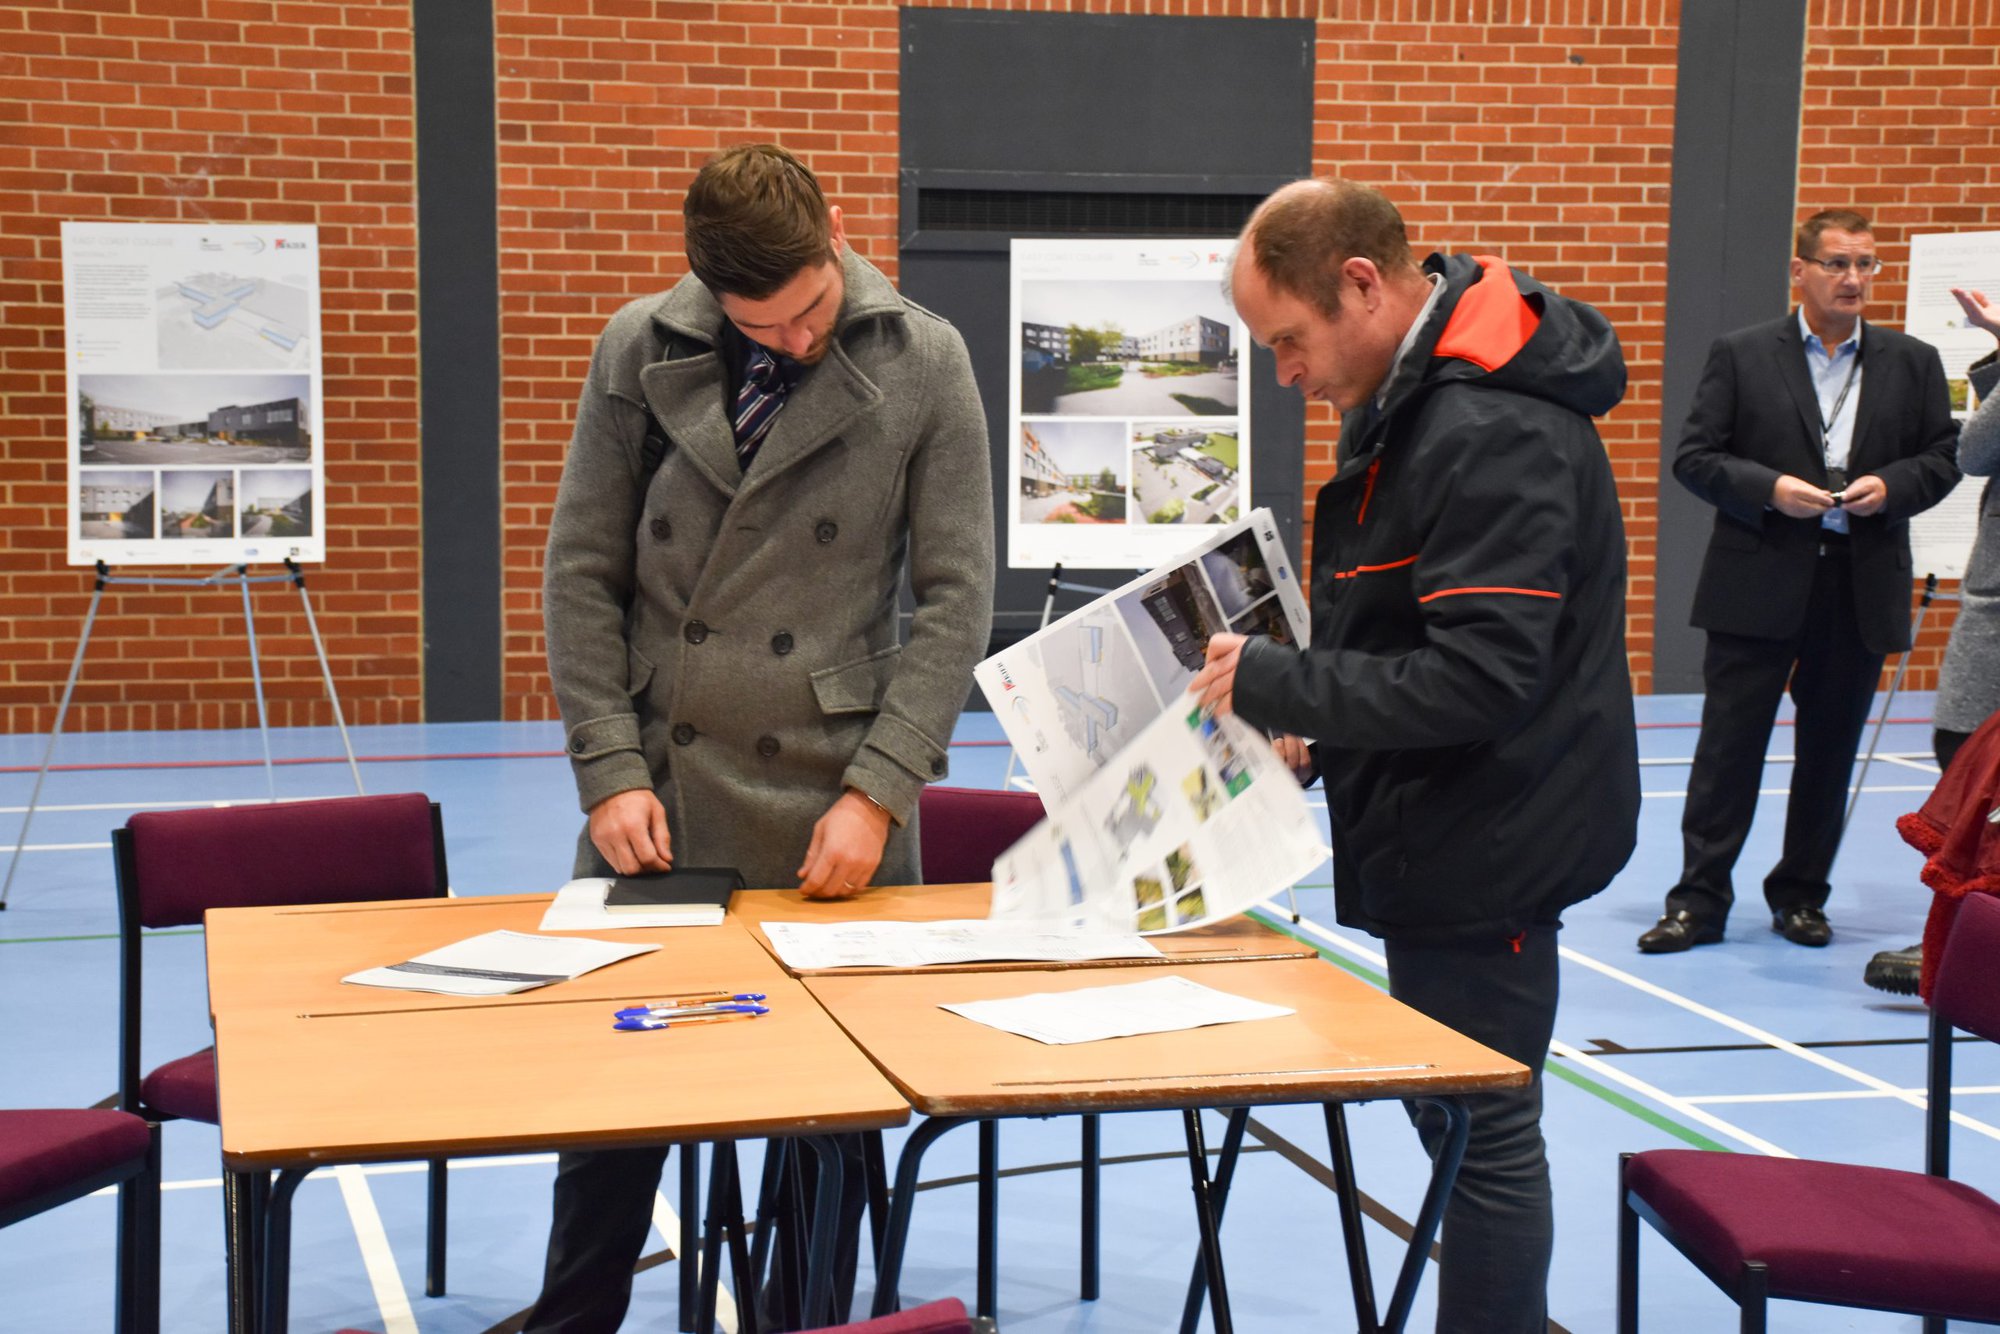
[1932,892,2000,1045]
[117,792,447,929]
[918,786,1046,885]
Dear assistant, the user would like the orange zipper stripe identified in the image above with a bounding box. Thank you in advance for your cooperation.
[1417,586,1562,604]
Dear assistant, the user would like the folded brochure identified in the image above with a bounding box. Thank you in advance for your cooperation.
[342,929,661,997]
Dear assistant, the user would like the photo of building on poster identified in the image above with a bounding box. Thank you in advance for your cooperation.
[62,222,325,566]
[1009,239,1251,569]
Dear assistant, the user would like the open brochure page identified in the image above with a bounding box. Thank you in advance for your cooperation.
[991,693,1327,935]
[942,974,1294,1046]
[973,508,1308,803]
[760,919,1163,971]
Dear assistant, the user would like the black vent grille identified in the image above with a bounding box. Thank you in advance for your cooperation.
[916,188,1262,237]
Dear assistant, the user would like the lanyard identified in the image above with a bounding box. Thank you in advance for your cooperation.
[1818,344,1860,463]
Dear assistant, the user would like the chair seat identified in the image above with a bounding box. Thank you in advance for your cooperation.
[1628,1149,2000,1318]
[141,1048,219,1124]
[0,1109,153,1213]
[800,1296,972,1334]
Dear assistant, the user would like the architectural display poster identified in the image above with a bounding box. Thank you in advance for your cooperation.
[61,222,326,566]
[1010,238,1252,569]
[1903,229,1999,580]
[975,507,1307,804]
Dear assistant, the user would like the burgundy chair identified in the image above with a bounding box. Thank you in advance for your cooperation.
[0,1108,160,1333]
[113,793,453,1300]
[1618,891,2000,1333]
[800,1296,976,1333]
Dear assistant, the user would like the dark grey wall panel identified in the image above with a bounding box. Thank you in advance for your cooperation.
[899,9,1314,660]
[1654,0,1807,692]
[414,0,502,720]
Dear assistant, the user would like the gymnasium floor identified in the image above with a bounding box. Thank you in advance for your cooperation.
[2,695,1995,1333]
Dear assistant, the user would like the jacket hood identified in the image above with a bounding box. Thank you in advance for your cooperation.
[1375,252,1627,425]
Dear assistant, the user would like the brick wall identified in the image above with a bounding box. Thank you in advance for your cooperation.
[1799,0,2000,693]
[0,0,421,734]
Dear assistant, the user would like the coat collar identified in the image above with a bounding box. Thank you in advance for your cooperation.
[637,248,903,497]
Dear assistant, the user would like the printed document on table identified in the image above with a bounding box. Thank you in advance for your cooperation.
[973,508,1308,804]
[760,919,1163,971]
[991,690,1327,935]
[342,929,660,996]
[538,878,726,931]
[942,974,1294,1045]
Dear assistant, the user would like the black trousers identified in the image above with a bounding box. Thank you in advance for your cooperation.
[1668,548,1884,923]
[1386,924,1560,1334]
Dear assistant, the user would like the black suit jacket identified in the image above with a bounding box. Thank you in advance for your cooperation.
[1675,312,1960,653]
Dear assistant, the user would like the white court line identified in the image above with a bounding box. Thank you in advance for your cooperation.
[1559,946,2000,1145]
[1642,784,1936,800]
[1638,751,1936,770]
[335,1163,417,1334]
[0,841,112,853]
[656,1187,737,1334]
[1877,753,1942,774]
[1257,901,1794,1157]
[1687,1085,2000,1105]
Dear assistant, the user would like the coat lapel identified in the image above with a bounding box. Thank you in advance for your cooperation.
[1845,322,1883,471]
[640,354,741,498]
[1772,315,1828,475]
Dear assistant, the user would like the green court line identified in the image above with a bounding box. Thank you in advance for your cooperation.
[0,929,200,945]
[1246,905,1727,1152]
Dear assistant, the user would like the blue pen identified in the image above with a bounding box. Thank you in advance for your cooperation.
[614,1002,769,1019]
[619,992,767,1009]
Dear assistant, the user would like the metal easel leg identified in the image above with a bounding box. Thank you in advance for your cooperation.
[287,559,365,796]
[0,565,109,911]
[1838,572,1936,846]
[236,566,279,801]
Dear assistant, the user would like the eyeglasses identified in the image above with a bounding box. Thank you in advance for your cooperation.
[1802,255,1884,278]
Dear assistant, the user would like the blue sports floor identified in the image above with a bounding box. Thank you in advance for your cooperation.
[3,694,1997,1333]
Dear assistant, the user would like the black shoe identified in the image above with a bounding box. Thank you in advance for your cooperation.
[1772,905,1832,947]
[1638,910,1724,953]
[1864,942,1922,994]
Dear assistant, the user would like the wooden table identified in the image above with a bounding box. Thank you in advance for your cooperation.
[809,958,1529,1334]
[207,896,910,1333]
[731,881,1318,975]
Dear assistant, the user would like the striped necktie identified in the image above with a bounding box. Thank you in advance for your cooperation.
[732,347,791,469]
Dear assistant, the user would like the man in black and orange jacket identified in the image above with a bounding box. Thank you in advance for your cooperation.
[1194,179,1638,1333]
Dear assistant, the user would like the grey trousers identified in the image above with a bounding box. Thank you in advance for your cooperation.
[1386,924,1560,1334]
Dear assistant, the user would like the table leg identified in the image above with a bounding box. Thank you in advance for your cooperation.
[747,1139,788,1325]
[1380,1095,1469,1334]
[797,1134,849,1329]
[698,1143,739,1334]
[1178,1107,1249,1334]
[1080,1114,1101,1301]
[679,1145,701,1334]
[976,1119,999,1320]
[424,1157,447,1297]
[223,1170,259,1334]
[257,1168,308,1334]
[869,1115,970,1319]
[1180,1108,1234,1334]
[861,1130,890,1269]
[1326,1102,1383,1333]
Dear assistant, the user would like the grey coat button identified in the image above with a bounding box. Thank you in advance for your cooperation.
[930,757,946,776]
[684,620,708,645]
[672,723,696,746]
[815,520,837,544]
[649,517,671,541]
[771,631,793,655]
[569,736,585,753]
[757,735,781,758]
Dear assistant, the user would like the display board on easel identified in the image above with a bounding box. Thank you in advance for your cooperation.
[61,221,326,566]
[1904,228,1999,580]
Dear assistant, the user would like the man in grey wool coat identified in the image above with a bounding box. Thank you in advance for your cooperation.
[528,143,995,1331]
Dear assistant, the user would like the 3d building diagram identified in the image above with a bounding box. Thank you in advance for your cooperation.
[159,271,311,370]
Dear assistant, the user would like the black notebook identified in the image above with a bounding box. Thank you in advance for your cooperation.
[603,867,745,915]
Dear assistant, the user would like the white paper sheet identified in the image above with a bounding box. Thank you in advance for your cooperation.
[537,878,726,931]
[341,929,661,996]
[941,974,1293,1045]
[759,919,1163,971]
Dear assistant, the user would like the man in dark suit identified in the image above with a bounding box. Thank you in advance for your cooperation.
[1639,209,1960,953]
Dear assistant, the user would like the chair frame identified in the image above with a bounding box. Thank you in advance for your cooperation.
[0,1114,162,1334]
[111,797,453,1305]
[1617,983,1976,1334]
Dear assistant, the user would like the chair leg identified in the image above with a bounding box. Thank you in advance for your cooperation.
[1079,1114,1100,1301]
[1921,1318,1945,1334]
[1738,1262,1767,1334]
[1616,1155,1637,1334]
[424,1157,447,1297]
[976,1119,998,1320]
[117,1123,162,1334]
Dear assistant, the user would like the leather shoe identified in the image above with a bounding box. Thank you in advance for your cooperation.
[1637,910,1723,954]
[1864,942,1921,994]
[1772,905,1832,947]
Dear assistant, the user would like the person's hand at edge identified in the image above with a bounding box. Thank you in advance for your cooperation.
[588,789,673,876]
[1950,286,2000,342]
[1271,733,1315,783]
[797,788,890,899]
[1191,632,1247,716]
[1839,473,1888,516]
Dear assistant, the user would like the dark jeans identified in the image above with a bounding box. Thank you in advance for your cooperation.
[1936,727,1971,774]
[1386,924,1560,1334]
[1669,550,1883,922]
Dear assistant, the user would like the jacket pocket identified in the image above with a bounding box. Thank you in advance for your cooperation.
[1710,519,1761,551]
[809,646,902,716]
[627,643,656,697]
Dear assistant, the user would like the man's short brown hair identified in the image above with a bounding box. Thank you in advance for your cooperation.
[1796,209,1873,259]
[1240,179,1416,319]
[684,144,837,300]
